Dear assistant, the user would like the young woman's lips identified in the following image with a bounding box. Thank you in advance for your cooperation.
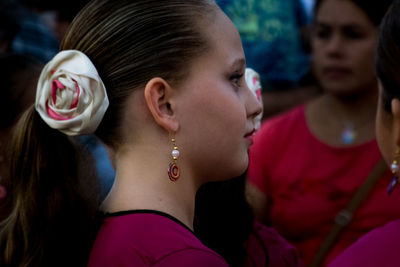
[323,67,351,79]
[244,129,255,145]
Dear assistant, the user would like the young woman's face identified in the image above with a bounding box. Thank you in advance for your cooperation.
[312,0,378,96]
[175,8,262,183]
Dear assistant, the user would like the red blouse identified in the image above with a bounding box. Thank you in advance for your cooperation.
[248,105,400,266]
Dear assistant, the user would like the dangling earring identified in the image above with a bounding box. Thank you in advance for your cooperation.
[168,134,180,181]
[388,148,400,195]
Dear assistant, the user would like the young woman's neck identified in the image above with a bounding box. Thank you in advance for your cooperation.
[101,144,198,230]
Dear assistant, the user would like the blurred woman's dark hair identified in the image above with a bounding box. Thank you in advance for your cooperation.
[314,0,393,26]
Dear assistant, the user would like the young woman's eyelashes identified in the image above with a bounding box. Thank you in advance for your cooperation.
[230,72,244,90]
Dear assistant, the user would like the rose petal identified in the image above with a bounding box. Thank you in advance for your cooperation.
[70,80,80,109]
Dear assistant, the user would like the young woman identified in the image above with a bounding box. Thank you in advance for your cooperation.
[246,0,395,266]
[329,2,400,265]
[0,0,262,266]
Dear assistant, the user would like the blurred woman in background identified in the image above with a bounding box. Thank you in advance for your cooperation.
[330,2,400,265]
[246,0,396,266]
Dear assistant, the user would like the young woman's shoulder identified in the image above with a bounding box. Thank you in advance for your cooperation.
[88,210,228,266]
[156,248,228,267]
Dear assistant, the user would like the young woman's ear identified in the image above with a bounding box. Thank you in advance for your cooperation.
[144,77,179,132]
[391,98,400,146]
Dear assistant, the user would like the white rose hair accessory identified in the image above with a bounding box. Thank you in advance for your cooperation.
[35,50,109,136]
[245,68,263,130]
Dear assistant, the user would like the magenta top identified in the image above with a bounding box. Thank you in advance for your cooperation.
[88,210,228,267]
[328,219,400,267]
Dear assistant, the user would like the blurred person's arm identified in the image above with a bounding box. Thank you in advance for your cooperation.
[246,181,269,224]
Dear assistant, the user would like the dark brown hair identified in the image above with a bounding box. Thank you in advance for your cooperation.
[376,1,400,112]
[0,0,217,266]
